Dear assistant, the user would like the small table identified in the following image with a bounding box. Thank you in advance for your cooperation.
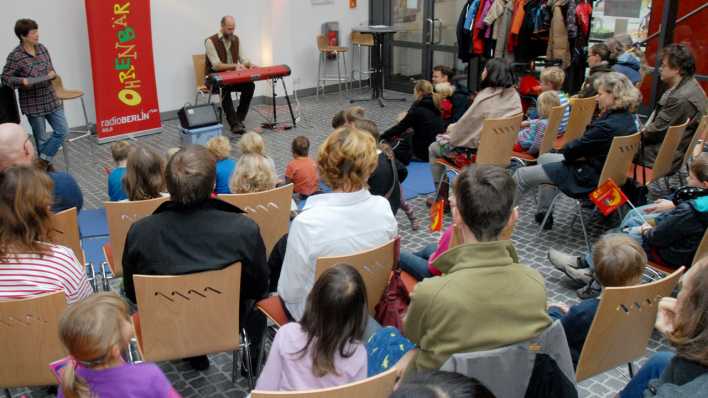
[350,25,406,107]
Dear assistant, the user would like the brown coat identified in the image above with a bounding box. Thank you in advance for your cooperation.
[205,33,240,74]
[546,0,570,69]
[446,87,522,149]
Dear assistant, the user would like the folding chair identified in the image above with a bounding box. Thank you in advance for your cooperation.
[538,132,641,251]
[192,54,218,105]
[632,120,689,189]
[0,292,67,396]
[512,104,566,164]
[554,96,597,150]
[102,196,169,291]
[251,366,398,398]
[132,263,256,387]
[575,267,684,381]
[49,207,98,292]
[218,184,294,258]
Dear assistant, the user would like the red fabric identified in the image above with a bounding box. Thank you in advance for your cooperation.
[472,2,486,55]
[576,2,592,37]
[513,142,525,152]
[440,99,453,121]
[519,75,541,96]
[374,269,410,329]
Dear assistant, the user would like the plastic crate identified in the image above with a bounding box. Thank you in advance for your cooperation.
[180,124,223,146]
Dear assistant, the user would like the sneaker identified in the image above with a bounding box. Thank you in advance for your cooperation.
[560,262,593,285]
[535,212,553,230]
[548,248,587,271]
[186,354,210,371]
[576,279,601,299]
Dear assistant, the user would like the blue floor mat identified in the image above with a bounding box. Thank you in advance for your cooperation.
[82,236,109,273]
[78,208,109,239]
[402,161,435,200]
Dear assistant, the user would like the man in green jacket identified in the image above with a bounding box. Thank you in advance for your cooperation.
[404,165,551,371]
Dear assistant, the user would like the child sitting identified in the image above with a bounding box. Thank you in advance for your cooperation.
[516,91,560,156]
[255,264,368,391]
[548,234,645,367]
[57,292,178,398]
[229,153,277,194]
[124,147,166,201]
[434,82,454,124]
[285,136,319,199]
[206,135,236,194]
[238,131,277,175]
[107,141,132,201]
[539,67,570,134]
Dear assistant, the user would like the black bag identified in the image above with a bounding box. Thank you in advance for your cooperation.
[177,103,220,129]
[0,85,20,124]
[622,178,648,207]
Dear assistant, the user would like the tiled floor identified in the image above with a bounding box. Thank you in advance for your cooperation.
[11,88,669,397]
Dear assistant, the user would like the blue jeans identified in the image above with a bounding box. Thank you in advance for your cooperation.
[619,351,674,398]
[399,243,437,281]
[27,106,68,161]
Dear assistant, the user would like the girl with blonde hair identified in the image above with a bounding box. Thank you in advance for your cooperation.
[57,292,178,398]
[206,135,236,194]
[516,91,561,156]
[229,153,277,194]
[238,131,277,175]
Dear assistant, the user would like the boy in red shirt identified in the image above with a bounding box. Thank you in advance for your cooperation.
[285,136,319,200]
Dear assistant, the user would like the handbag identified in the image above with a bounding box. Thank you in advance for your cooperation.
[374,268,410,330]
[177,103,220,129]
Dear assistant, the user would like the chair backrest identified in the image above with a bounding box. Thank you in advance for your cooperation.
[351,31,374,46]
[562,96,597,145]
[476,113,523,167]
[317,35,329,51]
[0,292,67,387]
[575,267,684,382]
[537,104,566,156]
[597,132,641,188]
[217,184,294,257]
[192,54,207,89]
[651,120,689,182]
[682,115,708,169]
[251,366,398,398]
[315,238,399,315]
[104,196,169,276]
[692,228,708,265]
[440,320,575,398]
[49,207,85,265]
[132,263,241,362]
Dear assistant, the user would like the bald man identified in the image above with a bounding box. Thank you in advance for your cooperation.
[204,15,255,135]
[0,123,82,212]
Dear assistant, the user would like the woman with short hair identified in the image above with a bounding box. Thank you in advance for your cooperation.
[277,127,398,321]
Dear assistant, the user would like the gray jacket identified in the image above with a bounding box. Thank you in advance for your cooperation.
[642,77,706,171]
[645,356,708,398]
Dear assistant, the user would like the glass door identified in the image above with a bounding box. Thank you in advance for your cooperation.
[388,0,470,92]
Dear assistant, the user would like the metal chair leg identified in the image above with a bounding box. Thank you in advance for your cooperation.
[343,52,350,93]
[86,262,97,292]
[317,53,322,97]
[537,193,562,235]
[100,262,111,292]
[575,200,592,253]
[242,328,255,389]
[336,54,342,94]
[4,388,11,398]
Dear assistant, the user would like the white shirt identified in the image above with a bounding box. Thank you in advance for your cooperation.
[277,189,398,320]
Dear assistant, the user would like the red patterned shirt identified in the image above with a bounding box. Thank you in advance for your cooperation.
[1,43,62,116]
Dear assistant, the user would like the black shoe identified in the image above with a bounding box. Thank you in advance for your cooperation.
[186,354,210,371]
[577,279,601,300]
[535,212,554,230]
[230,120,245,135]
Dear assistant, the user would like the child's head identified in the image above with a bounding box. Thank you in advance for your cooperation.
[352,118,380,141]
[434,82,454,99]
[536,90,561,119]
[59,293,132,398]
[206,135,232,161]
[540,67,565,91]
[124,146,166,201]
[291,135,310,158]
[391,370,495,398]
[592,234,646,287]
[688,152,708,188]
[229,153,276,194]
[588,43,611,66]
[238,131,266,156]
[110,141,132,165]
[668,257,708,365]
[414,80,434,99]
[331,107,366,129]
[299,264,368,377]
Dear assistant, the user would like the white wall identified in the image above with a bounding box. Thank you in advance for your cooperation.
[1,0,369,128]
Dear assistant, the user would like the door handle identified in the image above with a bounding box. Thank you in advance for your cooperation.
[426,18,434,45]
[433,18,442,45]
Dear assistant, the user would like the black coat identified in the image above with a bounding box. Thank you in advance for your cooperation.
[450,83,471,124]
[382,95,445,162]
[122,199,269,315]
[456,1,473,62]
[368,152,406,215]
[543,109,638,196]
[645,196,708,267]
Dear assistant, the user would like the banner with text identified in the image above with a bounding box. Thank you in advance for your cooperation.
[85,0,161,142]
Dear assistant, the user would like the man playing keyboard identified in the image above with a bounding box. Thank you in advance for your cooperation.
[205,15,255,135]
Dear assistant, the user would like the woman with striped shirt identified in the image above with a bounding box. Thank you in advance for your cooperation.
[0,165,92,304]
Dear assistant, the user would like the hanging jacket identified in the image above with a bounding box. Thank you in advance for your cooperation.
[546,0,571,69]
[564,0,578,39]
[485,0,514,58]
[507,0,527,53]
[457,1,474,62]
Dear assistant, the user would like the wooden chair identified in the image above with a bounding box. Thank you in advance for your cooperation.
[679,115,708,184]
[476,113,524,167]
[646,229,708,279]
[538,132,641,251]
[633,120,689,187]
[512,104,566,164]
[192,54,217,105]
[132,263,255,386]
[251,366,398,398]
[49,207,98,292]
[575,267,684,382]
[102,196,169,290]
[0,292,67,392]
[218,184,294,258]
[350,31,374,89]
[316,35,350,96]
[554,96,597,149]
[51,75,93,172]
